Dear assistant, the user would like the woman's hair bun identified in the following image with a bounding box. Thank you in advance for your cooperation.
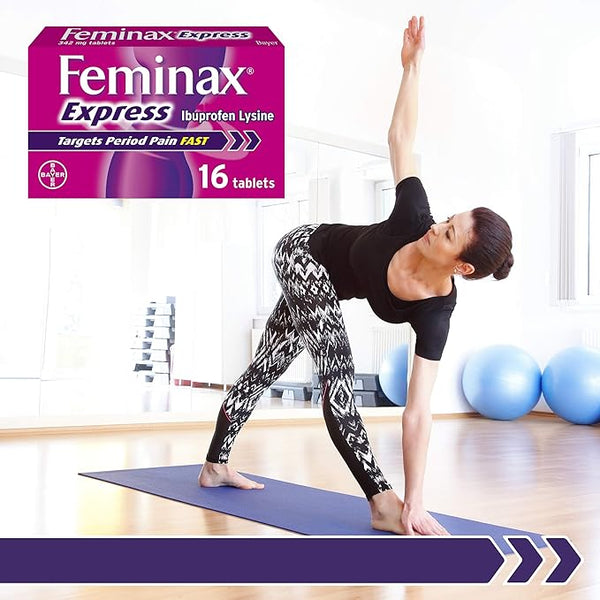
[493,252,514,280]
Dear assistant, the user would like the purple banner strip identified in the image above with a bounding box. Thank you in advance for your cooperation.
[28,131,228,151]
[0,537,504,584]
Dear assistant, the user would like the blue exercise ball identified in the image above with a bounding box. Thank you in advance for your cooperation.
[542,346,600,425]
[462,345,542,420]
[378,344,409,406]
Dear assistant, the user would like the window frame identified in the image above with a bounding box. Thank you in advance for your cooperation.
[554,126,600,308]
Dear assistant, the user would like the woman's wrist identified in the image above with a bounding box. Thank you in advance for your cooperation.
[403,61,421,74]
[403,496,424,509]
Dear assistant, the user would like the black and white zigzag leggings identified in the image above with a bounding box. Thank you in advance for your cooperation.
[205,223,392,499]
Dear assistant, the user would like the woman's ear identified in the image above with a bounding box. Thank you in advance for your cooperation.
[456,262,475,276]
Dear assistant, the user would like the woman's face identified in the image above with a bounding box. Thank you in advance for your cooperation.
[418,211,475,270]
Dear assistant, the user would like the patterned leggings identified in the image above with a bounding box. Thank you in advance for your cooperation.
[205,223,392,499]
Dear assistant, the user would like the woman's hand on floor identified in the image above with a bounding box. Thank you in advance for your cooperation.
[401,503,449,536]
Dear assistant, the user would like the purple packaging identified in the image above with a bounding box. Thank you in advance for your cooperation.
[28,26,284,198]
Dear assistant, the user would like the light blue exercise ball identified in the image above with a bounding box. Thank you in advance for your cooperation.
[462,345,542,420]
[378,344,409,406]
[542,346,600,425]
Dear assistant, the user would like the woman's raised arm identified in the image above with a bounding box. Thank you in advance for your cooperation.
[388,16,425,186]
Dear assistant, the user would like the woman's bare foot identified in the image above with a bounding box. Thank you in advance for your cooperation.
[198,462,265,490]
[369,489,406,534]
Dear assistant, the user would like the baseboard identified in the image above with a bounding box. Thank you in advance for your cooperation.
[0,409,555,436]
[530,410,558,418]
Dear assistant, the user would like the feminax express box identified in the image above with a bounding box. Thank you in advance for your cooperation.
[28,27,284,198]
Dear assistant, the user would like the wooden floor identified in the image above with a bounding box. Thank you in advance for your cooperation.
[0,414,598,598]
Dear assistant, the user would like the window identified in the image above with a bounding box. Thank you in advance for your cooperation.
[554,127,600,305]
[589,153,600,297]
[0,69,134,423]
[43,202,133,379]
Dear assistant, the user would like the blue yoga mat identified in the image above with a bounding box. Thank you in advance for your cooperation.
[80,464,545,555]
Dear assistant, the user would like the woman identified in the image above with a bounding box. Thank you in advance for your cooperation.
[199,16,513,536]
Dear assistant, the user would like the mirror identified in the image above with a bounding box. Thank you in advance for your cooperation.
[0,68,394,426]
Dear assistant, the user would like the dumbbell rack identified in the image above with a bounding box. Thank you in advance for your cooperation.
[131,297,176,384]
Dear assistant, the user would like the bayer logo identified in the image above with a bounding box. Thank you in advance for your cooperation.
[38,160,68,190]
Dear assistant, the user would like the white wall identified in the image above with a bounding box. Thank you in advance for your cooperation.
[2,0,600,411]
